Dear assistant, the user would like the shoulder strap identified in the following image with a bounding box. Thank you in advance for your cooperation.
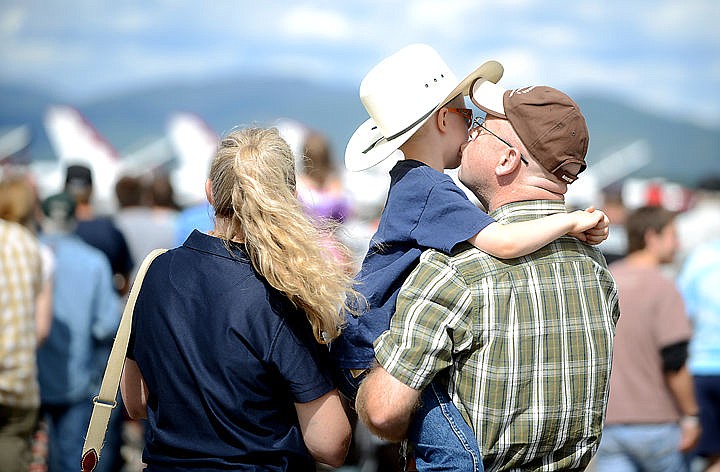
[81,248,167,472]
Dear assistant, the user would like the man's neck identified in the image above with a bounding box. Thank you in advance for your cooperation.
[623,250,660,267]
[487,186,565,212]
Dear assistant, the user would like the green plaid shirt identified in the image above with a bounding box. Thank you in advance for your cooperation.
[375,200,620,472]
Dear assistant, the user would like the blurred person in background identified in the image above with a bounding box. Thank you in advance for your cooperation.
[598,184,629,265]
[0,174,53,343]
[675,176,720,270]
[297,129,354,271]
[0,175,44,472]
[678,237,720,472]
[114,173,178,274]
[147,172,181,213]
[65,164,133,296]
[593,206,701,472]
[66,163,131,472]
[37,192,120,472]
[121,127,359,470]
[297,130,352,225]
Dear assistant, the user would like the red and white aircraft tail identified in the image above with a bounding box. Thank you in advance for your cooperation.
[42,105,122,213]
[34,105,220,213]
[166,112,218,207]
[39,105,176,213]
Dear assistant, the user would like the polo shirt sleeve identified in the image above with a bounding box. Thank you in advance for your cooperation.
[269,319,335,404]
[374,249,475,390]
[412,179,494,254]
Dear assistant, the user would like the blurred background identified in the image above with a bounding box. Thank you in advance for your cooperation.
[2,1,719,471]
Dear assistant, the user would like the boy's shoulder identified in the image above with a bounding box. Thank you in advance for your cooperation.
[391,160,455,192]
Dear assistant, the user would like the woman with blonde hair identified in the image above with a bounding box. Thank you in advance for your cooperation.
[121,127,360,470]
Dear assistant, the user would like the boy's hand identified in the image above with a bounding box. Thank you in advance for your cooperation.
[567,207,609,245]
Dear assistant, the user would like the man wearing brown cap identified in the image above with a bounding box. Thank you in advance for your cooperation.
[356,83,620,471]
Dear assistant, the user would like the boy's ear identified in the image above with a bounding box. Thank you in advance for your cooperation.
[436,107,448,130]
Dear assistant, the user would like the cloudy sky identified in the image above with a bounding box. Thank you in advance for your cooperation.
[2,0,719,128]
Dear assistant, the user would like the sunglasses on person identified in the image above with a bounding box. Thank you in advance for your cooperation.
[446,107,473,128]
[470,117,529,165]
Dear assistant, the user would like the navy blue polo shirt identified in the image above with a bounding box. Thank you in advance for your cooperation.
[128,230,334,471]
[331,159,494,370]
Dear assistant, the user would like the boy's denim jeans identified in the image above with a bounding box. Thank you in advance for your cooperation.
[338,368,483,472]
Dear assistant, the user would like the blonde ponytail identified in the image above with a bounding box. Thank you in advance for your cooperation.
[209,127,361,343]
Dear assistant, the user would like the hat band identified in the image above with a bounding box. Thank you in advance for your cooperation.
[362,107,436,154]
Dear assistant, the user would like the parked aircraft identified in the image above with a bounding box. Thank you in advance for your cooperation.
[165,112,218,208]
[0,125,31,164]
[34,105,218,214]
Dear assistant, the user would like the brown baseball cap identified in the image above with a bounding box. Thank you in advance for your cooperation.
[470,80,588,183]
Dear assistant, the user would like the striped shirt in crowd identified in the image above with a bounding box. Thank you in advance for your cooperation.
[0,220,42,408]
[375,200,620,472]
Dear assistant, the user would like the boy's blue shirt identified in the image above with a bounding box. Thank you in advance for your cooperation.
[332,159,494,369]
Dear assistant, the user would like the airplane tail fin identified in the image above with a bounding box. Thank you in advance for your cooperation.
[166,113,218,207]
[43,105,121,213]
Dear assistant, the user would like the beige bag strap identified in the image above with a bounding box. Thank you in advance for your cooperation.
[81,248,167,472]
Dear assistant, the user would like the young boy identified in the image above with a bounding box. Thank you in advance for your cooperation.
[333,44,607,471]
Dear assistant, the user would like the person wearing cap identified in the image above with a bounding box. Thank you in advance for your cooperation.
[65,164,133,297]
[36,192,120,472]
[334,44,609,470]
[355,82,620,471]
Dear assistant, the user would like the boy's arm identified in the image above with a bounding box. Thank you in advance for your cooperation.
[468,208,607,259]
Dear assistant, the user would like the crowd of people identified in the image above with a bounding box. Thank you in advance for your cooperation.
[0,42,718,472]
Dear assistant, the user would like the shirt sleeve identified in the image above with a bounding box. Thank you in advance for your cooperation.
[412,179,494,254]
[652,278,692,348]
[91,254,121,343]
[270,319,335,403]
[374,249,475,390]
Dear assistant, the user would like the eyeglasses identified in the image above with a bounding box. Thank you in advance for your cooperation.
[470,117,529,165]
[446,107,473,128]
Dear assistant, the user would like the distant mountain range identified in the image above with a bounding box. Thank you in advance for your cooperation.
[1,76,718,187]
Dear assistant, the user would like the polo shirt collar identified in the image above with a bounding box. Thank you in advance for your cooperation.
[183,229,248,261]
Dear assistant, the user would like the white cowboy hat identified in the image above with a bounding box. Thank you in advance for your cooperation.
[345,44,503,172]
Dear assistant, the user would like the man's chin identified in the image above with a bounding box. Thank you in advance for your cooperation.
[456,166,465,182]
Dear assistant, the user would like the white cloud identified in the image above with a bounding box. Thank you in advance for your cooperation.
[280,6,352,41]
[642,1,720,44]
[408,0,475,35]
[0,6,25,35]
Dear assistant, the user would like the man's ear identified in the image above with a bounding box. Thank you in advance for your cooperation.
[496,148,523,176]
[644,228,660,250]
